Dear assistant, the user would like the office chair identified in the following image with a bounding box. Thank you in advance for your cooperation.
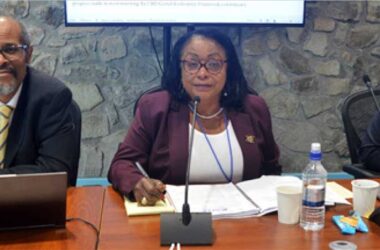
[68,100,82,186]
[370,207,380,226]
[133,85,259,117]
[133,85,163,116]
[341,89,380,178]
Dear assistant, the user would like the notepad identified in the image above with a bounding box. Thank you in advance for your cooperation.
[124,197,175,216]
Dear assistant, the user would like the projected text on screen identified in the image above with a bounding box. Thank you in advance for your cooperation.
[65,0,305,25]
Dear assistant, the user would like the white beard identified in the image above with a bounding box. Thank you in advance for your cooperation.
[0,78,19,97]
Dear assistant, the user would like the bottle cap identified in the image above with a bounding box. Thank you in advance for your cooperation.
[310,142,322,160]
[311,142,321,153]
[329,240,357,250]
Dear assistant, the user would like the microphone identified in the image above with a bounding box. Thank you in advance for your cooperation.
[363,75,380,111]
[160,96,213,246]
[182,95,200,225]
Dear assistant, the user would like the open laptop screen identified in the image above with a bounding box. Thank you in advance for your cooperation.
[0,172,67,230]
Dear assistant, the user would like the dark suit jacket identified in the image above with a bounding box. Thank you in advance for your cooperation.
[108,90,281,195]
[0,67,81,185]
[359,111,380,172]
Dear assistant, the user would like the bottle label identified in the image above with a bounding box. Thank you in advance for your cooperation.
[302,184,325,207]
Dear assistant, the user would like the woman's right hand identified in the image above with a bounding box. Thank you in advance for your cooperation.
[133,177,166,206]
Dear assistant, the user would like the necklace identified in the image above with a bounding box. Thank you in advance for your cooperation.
[196,112,234,182]
[188,104,224,120]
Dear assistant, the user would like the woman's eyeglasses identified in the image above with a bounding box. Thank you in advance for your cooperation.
[181,59,227,74]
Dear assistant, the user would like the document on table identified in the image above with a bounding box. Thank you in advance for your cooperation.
[235,175,302,216]
[166,175,351,219]
[325,181,352,205]
[166,182,260,219]
[166,175,303,219]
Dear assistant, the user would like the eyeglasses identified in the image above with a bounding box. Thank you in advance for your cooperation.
[0,44,28,60]
[181,59,227,74]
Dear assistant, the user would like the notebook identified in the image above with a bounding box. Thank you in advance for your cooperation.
[166,175,351,219]
[0,172,67,230]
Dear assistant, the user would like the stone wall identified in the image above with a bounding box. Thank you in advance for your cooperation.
[2,1,379,176]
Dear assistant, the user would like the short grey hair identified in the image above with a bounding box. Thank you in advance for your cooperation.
[0,15,31,46]
[18,20,31,46]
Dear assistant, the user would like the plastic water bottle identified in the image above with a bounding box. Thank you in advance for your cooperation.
[300,142,327,231]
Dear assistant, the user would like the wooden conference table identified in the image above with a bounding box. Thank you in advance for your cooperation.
[0,180,378,249]
[0,186,105,250]
[99,179,380,250]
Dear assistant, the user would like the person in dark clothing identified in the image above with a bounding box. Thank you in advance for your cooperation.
[359,111,380,172]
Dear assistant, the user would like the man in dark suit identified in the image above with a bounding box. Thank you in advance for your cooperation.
[0,16,80,185]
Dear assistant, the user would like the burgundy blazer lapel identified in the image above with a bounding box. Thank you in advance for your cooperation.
[229,110,262,180]
[167,104,189,184]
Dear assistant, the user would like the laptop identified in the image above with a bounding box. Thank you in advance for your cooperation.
[0,172,67,230]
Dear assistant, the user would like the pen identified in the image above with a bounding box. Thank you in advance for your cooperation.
[135,161,167,197]
[135,161,149,178]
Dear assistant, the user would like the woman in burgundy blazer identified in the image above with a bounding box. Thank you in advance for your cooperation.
[108,28,281,204]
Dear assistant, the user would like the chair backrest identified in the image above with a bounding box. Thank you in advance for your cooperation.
[133,86,258,117]
[341,89,380,164]
[69,100,81,186]
[133,85,164,116]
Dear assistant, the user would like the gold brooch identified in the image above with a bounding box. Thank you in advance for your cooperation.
[245,135,255,144]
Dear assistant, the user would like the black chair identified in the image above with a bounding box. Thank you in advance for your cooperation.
[341,89,380,178]
[133,85,163,116]
[133,86,258,117]
[68,100,82,186]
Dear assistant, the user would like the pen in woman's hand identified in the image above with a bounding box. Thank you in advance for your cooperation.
[135,161,167,202]
[135,161,149,178]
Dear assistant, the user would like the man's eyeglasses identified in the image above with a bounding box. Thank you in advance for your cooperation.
[0,44,28,60]
[181,59,227,74]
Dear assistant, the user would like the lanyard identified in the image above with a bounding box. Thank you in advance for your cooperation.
[196,112,234,182]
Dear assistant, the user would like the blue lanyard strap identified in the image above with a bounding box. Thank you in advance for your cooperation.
[196,112,234,182]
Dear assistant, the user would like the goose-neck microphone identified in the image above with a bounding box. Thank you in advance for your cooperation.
[160,96,213,246]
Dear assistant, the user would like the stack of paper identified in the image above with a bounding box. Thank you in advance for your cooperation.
[166,176,302,219]
[166,182,261,219]
[123,176,352,218]
[325,181,352,206]
[166,175,351,219]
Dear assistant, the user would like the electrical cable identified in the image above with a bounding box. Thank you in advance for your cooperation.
[66,217,100,250]
[148,26,164,75]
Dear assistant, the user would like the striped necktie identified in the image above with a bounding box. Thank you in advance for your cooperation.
[0,105,13,168]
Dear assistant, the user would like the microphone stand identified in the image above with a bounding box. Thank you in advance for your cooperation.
[182,96,199,226]
[160,96,213,246]
[363,75,380,112]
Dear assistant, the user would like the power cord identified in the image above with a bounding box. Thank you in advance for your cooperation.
[66,217,100,250]
[148,26,164,75]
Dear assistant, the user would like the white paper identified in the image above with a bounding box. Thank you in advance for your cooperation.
[166,183,259,219]
[166,175,351,219]
[326,182,351,206]
[236,175,302,215]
